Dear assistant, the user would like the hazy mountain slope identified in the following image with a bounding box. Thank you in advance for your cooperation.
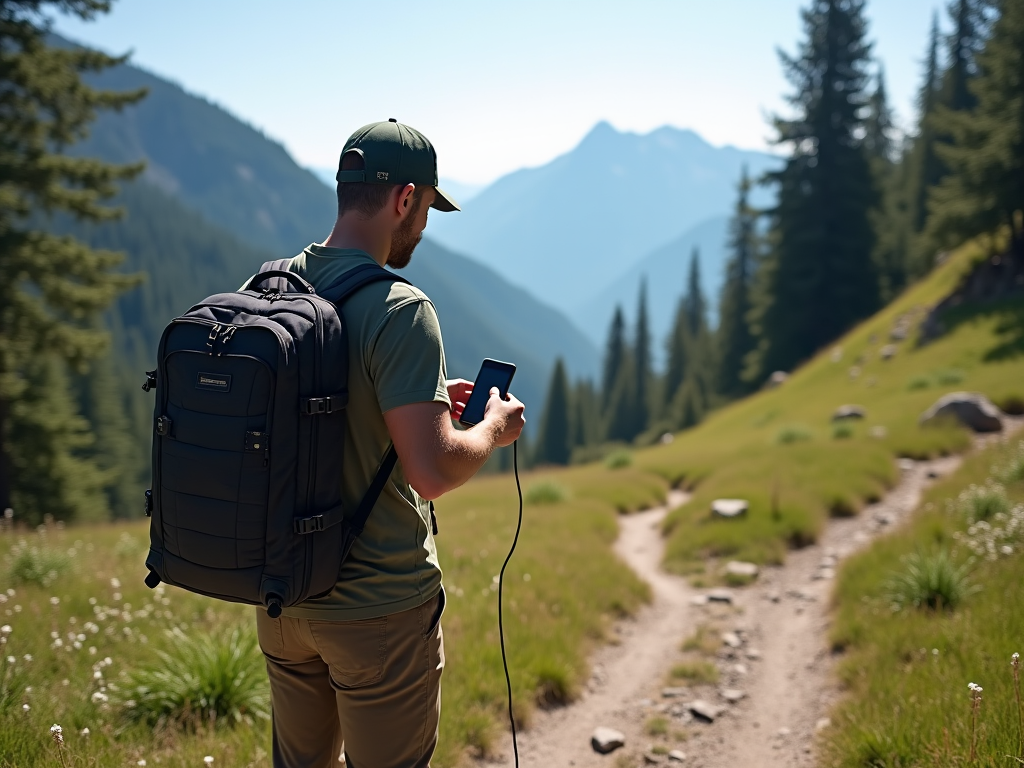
[402,239,600,410]
[577,216,730,350]
[64,36,333,256]
[427,121,779,308]
[56,33,598,409]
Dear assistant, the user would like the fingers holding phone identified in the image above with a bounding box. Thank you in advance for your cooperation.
[446,378,474,421]
[486,387,525,447]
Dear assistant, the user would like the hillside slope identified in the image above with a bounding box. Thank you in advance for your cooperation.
[576,215,730,348]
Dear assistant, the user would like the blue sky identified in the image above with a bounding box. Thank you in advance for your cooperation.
[56,0,942,185]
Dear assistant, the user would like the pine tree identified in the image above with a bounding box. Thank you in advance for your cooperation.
[717,168,760,397]
[664,300,690,410]
[864,68,895,164]
[0,1,145,519]
[865,67,906,300]
[79,350,145,518]
[570,379,599,450]
[928,0,1024,260]
[682,249,707,340]
[601,306,627,412]
[632,279,652,437]
[749,0,879,380]
[604,356,637,444]
[9,358,108,524]
[937,0,993,114]
[535,359,572,466]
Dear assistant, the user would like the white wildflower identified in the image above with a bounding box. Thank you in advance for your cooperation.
[204,757,214,765]
[110,578,121,589]
[22,703,29,712]
[22,654,31,662]
[49,724,63,745]
[138,760,146,766]
[80,727,90,737]
[49,596,59,606]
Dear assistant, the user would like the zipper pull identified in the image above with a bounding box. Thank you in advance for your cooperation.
[206,324,222,352]
[216,326,236,356]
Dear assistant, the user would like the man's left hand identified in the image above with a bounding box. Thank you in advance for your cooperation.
[446,378,473,421]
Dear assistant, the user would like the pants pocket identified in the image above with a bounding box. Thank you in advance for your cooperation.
[255,607,284,658]
[424,588,446,638]
[309,617,387,689]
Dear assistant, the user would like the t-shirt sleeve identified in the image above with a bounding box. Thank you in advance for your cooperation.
[368,298,450,413]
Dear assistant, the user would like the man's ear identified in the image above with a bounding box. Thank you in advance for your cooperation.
[395,183,417,217]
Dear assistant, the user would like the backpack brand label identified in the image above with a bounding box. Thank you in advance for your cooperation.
[196,372,231,392]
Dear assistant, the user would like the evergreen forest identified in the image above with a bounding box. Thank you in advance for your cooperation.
[533,0,1021,467]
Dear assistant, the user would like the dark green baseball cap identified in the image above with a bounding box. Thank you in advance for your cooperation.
[335,119,460,212]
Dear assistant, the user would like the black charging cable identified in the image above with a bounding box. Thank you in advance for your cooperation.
[497,439,523,767]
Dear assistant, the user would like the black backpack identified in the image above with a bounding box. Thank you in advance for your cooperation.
[142,258,408,617]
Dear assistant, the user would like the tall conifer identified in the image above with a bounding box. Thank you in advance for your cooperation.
[750,0,879,380]
[633,280,652,437]
[0,1,145,520]
[929,0,1024,260]
[601,306,626,412]
[536,359,571,466]
[717,168,760,397]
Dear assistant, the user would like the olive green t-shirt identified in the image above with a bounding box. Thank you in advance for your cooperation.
[278,244,448,621]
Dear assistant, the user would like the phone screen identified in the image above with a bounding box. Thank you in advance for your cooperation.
[459,359,516,426]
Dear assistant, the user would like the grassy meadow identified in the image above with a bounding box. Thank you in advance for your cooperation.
[822,435,1024,767]
[1,238,1022,765]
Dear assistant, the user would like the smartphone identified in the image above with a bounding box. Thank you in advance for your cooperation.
[459,359,517,427]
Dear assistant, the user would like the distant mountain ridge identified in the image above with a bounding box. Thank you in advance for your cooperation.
[426,121,780,320]
[55,34,598,418]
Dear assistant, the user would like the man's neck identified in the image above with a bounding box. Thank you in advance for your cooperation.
[321,216,390,267]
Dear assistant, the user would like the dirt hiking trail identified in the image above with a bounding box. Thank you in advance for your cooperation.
[484,427,1018,768]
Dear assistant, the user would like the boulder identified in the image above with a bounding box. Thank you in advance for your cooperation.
[880,344,897,361]
[832,404,866,421]
[721,688,747,703]
[668,750,687,763]
[590,727,625,754]
[688,700,725,723]
[721,631,743,649]
[765,371,789,389]
[707,589,734,604]
[662,687,689,698]
[920,392,1004,432]
[725,561,759,578]
[711,499,748,519]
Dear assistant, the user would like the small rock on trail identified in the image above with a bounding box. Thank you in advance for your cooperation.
[591,726,625,754]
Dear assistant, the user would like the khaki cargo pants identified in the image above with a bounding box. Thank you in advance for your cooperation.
[256,590,445,768]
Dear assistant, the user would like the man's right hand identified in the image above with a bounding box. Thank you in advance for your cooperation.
[483,387,525,447]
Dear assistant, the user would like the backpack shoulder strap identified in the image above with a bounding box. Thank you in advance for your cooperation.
[323,264,412,553]
[347,444,399,539]
[255,258,295,293]
[319,262,411,305]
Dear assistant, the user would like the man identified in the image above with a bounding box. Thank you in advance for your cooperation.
[255,119,526,768]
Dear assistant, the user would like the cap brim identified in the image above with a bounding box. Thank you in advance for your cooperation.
[430,186,460,212]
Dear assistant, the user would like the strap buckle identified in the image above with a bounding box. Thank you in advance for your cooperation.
[302,393,348,415]
[293,515,324,534]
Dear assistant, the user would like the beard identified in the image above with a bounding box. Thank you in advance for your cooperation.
[386,194,424,269]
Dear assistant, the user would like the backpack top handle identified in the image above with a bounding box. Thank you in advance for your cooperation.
[245,270,316,294]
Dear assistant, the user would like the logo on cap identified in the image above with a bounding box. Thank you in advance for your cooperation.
[377,171,389,180]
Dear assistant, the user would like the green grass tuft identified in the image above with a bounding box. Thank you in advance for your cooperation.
[669,660,719,684]
[524,480,570,505]
[996,440,1024,484]
[121,626,269,727]
[956,481,1011,521]
[5,539,70,587]
[775,424,813,444]
[604,449,634,470]
[533,661,575,708]
[885,550,978,612]
[832,422,855,440]
[645,715,669,736]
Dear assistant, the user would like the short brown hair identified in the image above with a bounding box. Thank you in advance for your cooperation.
[336,149,423,218]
